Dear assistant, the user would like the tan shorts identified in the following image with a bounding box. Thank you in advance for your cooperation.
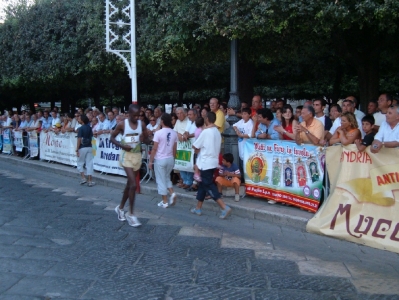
[119,151,142,171]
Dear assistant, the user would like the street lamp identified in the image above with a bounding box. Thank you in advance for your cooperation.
[223,39,241,166]
[105,0,138,104]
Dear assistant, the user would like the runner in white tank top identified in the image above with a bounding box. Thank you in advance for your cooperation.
[110,104,149,227]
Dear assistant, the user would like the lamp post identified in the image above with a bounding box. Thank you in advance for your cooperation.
[223,39,241,166]
[105,0,138,104]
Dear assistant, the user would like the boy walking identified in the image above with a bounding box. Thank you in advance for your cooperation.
[215,153,241,202]
[191,112,232,219]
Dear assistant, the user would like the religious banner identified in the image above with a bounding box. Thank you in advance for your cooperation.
[92,134,126,176]
[243,139,325,212]
[29,131,39,158]
[2,129,12,154]
[13,131,23,152]
[40,131,77,166]
[174,138,194,172]
[307,145,399,254]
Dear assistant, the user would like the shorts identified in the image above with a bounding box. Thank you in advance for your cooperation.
[119,151,142,171]
[215,176,241,187]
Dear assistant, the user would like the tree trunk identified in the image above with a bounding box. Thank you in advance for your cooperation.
[334,27,383,111]
[70,99,76,113]
[61,97,69,113]
[238,60,256,104]
[356,59,380,111]
[331,63,343,104]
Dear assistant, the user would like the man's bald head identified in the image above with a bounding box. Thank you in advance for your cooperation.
[129,104,140,112]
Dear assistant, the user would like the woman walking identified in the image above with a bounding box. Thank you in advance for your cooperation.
[76,115,95,186]
[149,114,178,208]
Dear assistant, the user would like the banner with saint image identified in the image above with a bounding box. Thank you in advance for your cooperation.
[243,139,325,212]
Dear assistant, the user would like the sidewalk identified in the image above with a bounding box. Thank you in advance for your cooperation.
[0,154,313,229]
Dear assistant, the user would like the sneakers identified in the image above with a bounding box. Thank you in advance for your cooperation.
[190,208,202,216]
[169,193,177,206]
[234,194,240,202]
[268,200,276,204]
[88,182,96,187]
[115,206,126,221]
[157,201,169,208]
[80,178,87,185]
[125,213,141,227]
[219,206,232,219]
[193,174,202,182]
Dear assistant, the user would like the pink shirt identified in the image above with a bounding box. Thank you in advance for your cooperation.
[194,127,203,139]
[153,128,177,160]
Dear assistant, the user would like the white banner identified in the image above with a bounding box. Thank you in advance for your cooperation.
[92,134,126,176]
[40,131,77,165]
[13,131,23,152]
[173,139,194,172]
[29,131,39,157]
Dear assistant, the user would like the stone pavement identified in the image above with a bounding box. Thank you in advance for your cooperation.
[0,155,399,299]
[0,155,313,229]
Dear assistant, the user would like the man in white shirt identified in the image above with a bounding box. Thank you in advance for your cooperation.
[173,107,191,188]
[181,109,198,190]
[313,98,332,131]
[371,104,399,153]
[191,111,232,219]
[41,111,53,132]
[346,96,365,120]
[373,93,393,130]
[50,110,61,133]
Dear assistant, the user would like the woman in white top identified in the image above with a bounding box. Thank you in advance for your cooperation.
[149,113,178,208]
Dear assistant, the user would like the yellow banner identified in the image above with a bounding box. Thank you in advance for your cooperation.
[307,145,399,254]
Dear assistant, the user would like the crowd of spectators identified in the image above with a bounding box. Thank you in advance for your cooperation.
[1,93,398,207]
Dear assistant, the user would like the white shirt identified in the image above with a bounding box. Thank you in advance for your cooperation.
[374,121,399,143]
[329,117,365,138]
[5,117,12,127]
[315,115,326,126]
[354,109,365,120]
[373,112,386,127]
[233,119,254,159]
[193,127,221,170]
[51,117,61,128]
[185,120,197,135]
[173,118,188,135]
[74,122,82,132]
[146,123,158,131]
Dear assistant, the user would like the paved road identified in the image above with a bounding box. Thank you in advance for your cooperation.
[0,160,398,299]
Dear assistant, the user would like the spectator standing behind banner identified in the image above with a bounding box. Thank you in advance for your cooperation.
[328,112,361,146]
[274,105,298,141]
[76,115,95,187]
[233,107,253,178]
[373,93,393,130]
[294,105,324,145]
[173,107,189,188]
[209,98,225,134]
[253,108,280,140]
[149,114,178,208]
[371,104,399,153]
[355,115,375,152]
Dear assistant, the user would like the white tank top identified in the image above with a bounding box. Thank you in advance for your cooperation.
[122,119,142,153]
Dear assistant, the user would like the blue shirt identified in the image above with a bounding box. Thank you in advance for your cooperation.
[41,117,53,130]
[218,163,241,180]
[102,118,116,130]
[255,118,281,140]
